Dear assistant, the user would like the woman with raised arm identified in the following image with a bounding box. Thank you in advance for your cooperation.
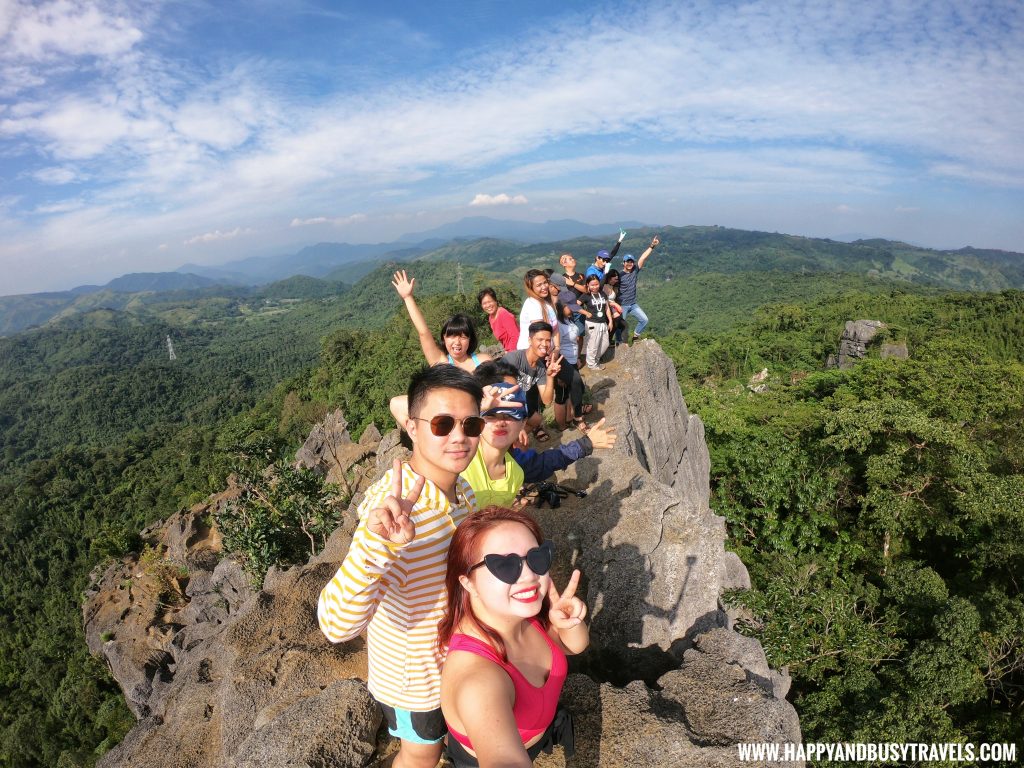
[390,269,493,426]
[439,506,588,768]
[516,270,559,351]
[393,269,492,370]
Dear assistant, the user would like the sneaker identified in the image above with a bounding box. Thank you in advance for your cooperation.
[587,364,604,370]
[632,333,642,342]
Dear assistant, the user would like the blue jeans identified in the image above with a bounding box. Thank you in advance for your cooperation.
[620,303,649,335]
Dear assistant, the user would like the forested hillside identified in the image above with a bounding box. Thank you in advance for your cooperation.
[661,289,1024,746]
[1,242,1022,765]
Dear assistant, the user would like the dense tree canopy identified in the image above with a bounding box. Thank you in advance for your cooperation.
[1,255,1022,765]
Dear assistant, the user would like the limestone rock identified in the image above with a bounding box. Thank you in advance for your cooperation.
[827,319,886,369]
[87,341,797,767]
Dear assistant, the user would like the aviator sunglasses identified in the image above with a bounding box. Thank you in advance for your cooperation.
[469,540,554,584]
[411,414,485,437]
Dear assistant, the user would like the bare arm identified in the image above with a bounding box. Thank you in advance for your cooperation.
[636,236,660,270]
[392,270,446,365]
[317,462,423,642]
[444,660,532,768]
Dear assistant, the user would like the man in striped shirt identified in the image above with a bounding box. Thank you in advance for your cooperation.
[318,365,484,768]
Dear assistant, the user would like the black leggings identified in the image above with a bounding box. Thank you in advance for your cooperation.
[444,706,575,768]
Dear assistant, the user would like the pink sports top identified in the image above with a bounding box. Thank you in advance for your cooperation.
[445,618,567,749]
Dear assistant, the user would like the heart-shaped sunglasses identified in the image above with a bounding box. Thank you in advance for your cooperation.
[468,540,554,584]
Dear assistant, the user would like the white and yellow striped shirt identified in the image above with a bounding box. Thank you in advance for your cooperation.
[317,463,476,711]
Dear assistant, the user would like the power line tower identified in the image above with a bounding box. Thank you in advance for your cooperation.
[166,335,177,361]
[455,262,464,295]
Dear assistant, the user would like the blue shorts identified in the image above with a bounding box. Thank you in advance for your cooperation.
[377,702,446,744]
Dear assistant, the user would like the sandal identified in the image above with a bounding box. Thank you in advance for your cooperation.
[573,418,589,434]
[534,427,551,443]
[580,404,595,415]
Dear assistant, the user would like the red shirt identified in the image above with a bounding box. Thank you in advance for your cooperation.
[489,306,520,352]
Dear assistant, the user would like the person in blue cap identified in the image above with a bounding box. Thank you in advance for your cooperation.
[584,228,627,282]
[461,362,616,507]
[617,235,660,341]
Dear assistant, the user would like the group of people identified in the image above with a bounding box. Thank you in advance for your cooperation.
[478,230,661,440]
[318,230,662,767]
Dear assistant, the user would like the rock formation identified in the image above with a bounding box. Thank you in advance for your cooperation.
[825,319,885,369]
[84,341,801,767]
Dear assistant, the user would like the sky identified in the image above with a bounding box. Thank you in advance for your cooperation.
[1,0,1023,295]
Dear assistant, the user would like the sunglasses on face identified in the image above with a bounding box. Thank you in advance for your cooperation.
[412,414,485,437]
[469,540,554,584]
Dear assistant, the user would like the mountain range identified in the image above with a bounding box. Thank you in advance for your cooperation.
[1,218,1022,336]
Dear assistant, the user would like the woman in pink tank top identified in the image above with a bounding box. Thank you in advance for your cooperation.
[438,506,589,767]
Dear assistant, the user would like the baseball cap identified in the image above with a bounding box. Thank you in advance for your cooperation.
[548,272,567,289]
[482,382,527,420]
[622,253,636,263]
[596,249,610,261]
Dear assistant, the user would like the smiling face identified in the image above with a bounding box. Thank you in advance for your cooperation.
[623,259,636,272]
[406,387,481,482]
[530,274,550,298]
[479,294,498,317]
[587,276,602,294]
[444,331,471,360]
[528,329,552,361]
[463,521,549,619]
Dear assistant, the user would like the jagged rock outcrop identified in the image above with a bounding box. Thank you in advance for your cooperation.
[85,341,800,767]
[826,319,885,369]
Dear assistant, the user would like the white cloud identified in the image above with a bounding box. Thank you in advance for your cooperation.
[183,227,250,246]
[290,213,367,227]
[1,0,143,61]
[469,193,529,206]
[3,0,1024,293]
[32,165,78,184]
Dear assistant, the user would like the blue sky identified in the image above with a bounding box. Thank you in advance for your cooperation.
[1,0,1022,295]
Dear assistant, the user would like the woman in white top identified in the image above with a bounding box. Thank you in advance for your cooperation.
[516,270,559,350]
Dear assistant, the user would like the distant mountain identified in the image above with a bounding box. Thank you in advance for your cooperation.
[4,225,1023,337]
[105,272,223,293]
[395,216,647,244]
[177,241,422,285]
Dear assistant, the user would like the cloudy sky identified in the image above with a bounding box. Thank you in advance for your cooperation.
[1,0,1022,294]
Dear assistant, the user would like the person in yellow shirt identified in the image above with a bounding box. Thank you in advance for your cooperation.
[461,362,617,508]
[318,365,484,768]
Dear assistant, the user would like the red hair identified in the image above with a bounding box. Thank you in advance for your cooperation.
[438,506,551,661]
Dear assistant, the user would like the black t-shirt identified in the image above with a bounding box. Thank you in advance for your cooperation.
[580,292,610,322]
[562,271,586,297]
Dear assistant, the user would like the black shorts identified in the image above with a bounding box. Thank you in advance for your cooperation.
[377,702,447,744]
[553,364,575,405]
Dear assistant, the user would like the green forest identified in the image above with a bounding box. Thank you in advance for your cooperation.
[0,230,1022,766]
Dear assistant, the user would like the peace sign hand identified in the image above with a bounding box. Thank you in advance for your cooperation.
[547,569,587,630]
[546,352,564,378]
[365,459,424,546]
[482,383,525,413]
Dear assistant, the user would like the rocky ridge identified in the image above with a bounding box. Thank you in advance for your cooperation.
[84,341,801,767]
